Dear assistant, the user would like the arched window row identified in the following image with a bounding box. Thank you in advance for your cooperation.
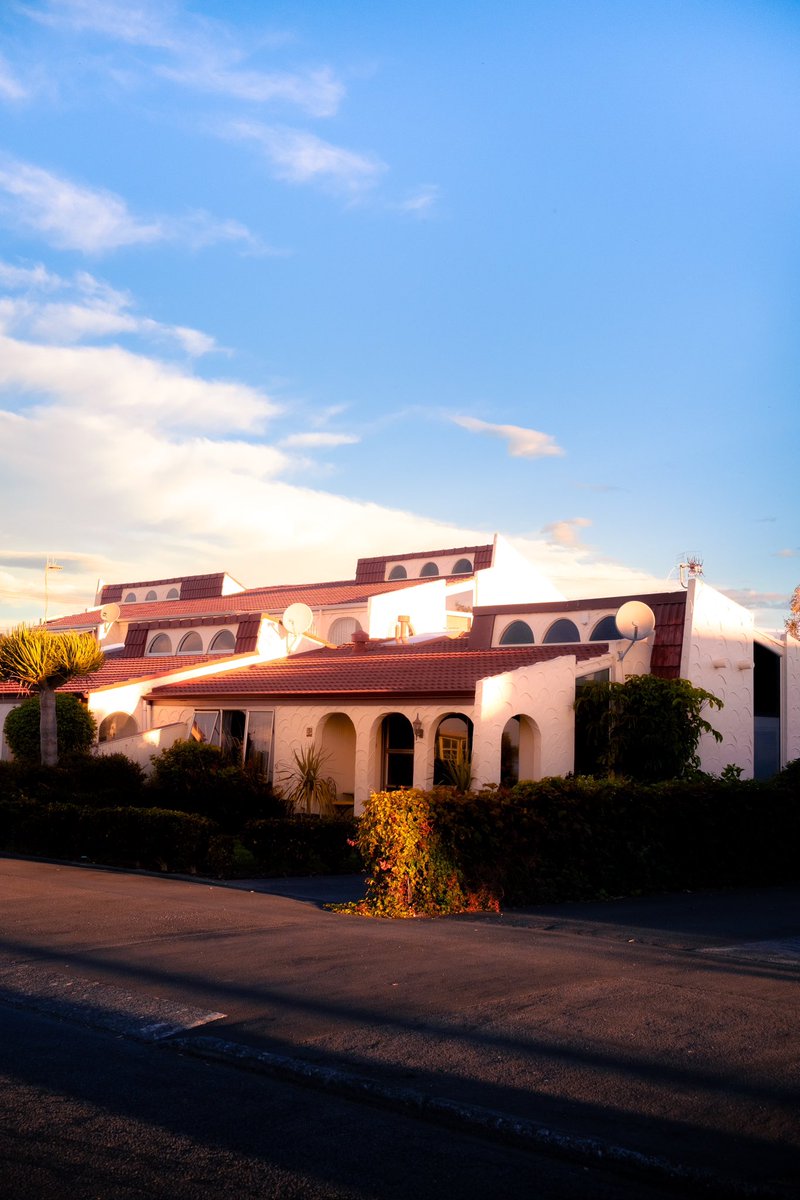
[387,558,474,581]
[498,615,626,646]
[147,628,238,655]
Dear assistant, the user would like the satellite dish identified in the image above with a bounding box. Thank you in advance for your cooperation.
[99,602,121,624]
[282,602,314,637]
[614,600,656,643]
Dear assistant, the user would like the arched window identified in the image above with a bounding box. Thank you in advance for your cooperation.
[166,588,180,600]
[209,629,236,654]
[542,618,581,644]
[452,558,473,574]
[124,592,136,604]
[329,616,362,645]
[178,631,203,654]
[590,615,621,641]
[145,590,157,602]
[387,565,407,580]
[98,712,138,742]
[499,620,534,646]
[147,633,172,655]
[420,562,439,578]
[433,713,473,786]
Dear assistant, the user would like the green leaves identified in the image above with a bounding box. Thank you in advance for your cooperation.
[0,625,104,690]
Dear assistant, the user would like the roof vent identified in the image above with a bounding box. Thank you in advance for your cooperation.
[351,630,370,653]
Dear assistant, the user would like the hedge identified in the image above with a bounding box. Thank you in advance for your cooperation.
[345,771,800,917]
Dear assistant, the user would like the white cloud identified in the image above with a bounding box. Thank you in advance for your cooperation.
[227,121,386,197]
[28,0,344,116]
[542,517,592,548]
[0,261,217,355]
[0,157,261,254]
[0,335,278,433]
[452,415,565,459]
[774,548,798,558]
[280,432,359,449]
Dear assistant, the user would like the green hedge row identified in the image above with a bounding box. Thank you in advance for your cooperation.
[0,796,359,879]
[349,771,800,916]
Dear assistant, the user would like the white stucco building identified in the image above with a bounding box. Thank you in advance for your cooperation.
[2,535,798,808]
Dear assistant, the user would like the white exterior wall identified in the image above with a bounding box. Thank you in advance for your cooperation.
[473,656,587,785]
[0,699,19,760]
[680,578,755,777]
[474,535,565,607]
[94,722,188,769]
[783,633,800,766]
[367,580,447,639]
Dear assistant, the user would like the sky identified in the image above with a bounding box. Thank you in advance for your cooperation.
[0,0,797,632]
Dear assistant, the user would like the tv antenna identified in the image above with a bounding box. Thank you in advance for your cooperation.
[678,553,703,588]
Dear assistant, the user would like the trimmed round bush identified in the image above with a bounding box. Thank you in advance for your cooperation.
[3,694,97,763]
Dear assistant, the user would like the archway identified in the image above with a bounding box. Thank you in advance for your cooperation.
[98,712,138,743]
[320,712,357,810]
[380,713,415,790]
[433,712,473,785]
[500,715,540,785]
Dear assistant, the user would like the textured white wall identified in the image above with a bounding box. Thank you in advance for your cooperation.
[783,634,800,766]
[680,578,755,776]
[367,579,447,639]
[94,722,188,770]
[0,699,19,760]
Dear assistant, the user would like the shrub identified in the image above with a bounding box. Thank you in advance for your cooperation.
[4,695,97,763]
[147,739,288,830]
[243,816,360,877]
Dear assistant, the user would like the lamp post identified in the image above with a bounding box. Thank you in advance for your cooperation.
[43,557,62,624]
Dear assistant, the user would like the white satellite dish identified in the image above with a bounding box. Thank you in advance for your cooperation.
[281,602,314,637]
[614,600,656,643]
[99,602,121,624]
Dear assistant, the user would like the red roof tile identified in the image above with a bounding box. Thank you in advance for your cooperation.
[99,573,238,604]
[147,642,607,703]
[470,591,687,679]
[58,655,217,692]
[355,543,493,583]
[47,577,425,629]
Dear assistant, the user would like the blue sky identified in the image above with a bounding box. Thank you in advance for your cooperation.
[0,0,796,630]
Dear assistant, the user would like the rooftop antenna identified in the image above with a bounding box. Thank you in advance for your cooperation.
[43,556,63,623]
[678,552,704,589]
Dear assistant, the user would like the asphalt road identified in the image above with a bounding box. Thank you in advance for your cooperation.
[1,856,798,1197]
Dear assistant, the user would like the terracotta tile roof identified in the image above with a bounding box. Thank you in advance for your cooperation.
[470,590,687,679]
[355,543,494,584]
[99,573,237,604]
[47,578,424,629]
[147,641,607,703]
[58,655,216,693]
[235,616,261,654]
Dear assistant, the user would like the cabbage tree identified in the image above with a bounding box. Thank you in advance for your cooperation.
[0,626,104,766]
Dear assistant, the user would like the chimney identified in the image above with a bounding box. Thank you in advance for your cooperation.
[395,614,414,643]
[351,630,370,653]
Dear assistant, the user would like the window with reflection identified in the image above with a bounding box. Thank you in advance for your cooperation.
[178,631,203,653]
[166,588,180,600]
[419,562,439,577]
[542,619,580,644]
[452,558,473,574]
[499,620,534,645]
[433,713,473,785]
[387,565,407,580]
[147,633,172,655]
[145,590,157,602]
[209,629,236,654]
[590,616,621,641]
[381,713,415,789]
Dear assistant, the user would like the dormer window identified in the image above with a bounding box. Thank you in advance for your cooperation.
[209,629,236,654]
[178,631,203,653]
[124,592,136,604]
[499,620,534,645]
[591,616,621,641]
[542,619,580,644]
[388,565,407,580]
[452,558,473,574]
[420,562,439,578]
[147,633,173,655]
[166,588,180,600]
[145,590,157,602]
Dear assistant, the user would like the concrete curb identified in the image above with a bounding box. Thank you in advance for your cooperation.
[169,1034,792,1200]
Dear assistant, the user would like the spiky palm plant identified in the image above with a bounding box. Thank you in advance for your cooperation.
[279,743,338,816]
[0,626,105,766]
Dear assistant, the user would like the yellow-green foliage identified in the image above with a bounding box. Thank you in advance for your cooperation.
[0,625,105,689]
[340,788,500,918]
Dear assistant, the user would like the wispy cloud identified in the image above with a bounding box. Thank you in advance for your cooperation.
[0,53,28,101]
[226,121,386,198]
[26,0,344,116]
[0,157,262,254]
[395,184,440,216]
[720,588,789,611]
[280,432,359,449]
[774,548,798,558]
[542,517,592,548]
[0,261,217,355]
[452,415,565,459]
